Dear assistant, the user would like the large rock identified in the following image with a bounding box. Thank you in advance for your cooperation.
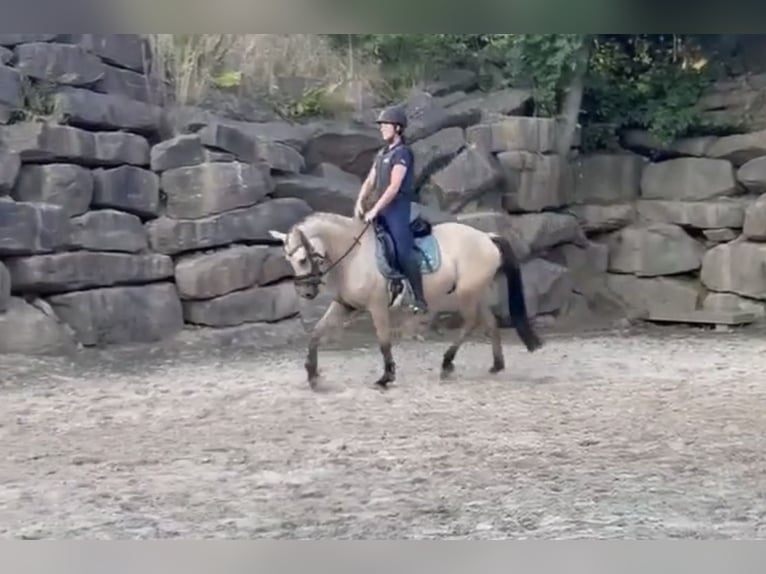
[520,258,574,316]
[0,260,9,311]
[0,46,12,64]
[53,87,162,134]
[619,129,716,160]
[177,116,313,151]
[150,134,206,172]
[256,138,305,174]
[456,211,531,260]
[606,274,701,314]
[547,242,609,298]
[701,240,766,300]
[508,212,587,254]
[421,146,502,212]
[13,42,105,86]
[93,64,158,103]
[607,223,704,277]
[12,164,93,216]
[182,281,299,327]
[573,153,646,204]
[703,228,739,244]
[447,87,532,121]
[0,297,76,355]
[161,161,272,219]
[424,69,479,97]
[0,147,20,193]
[92,165,160,219]
[94,132,150,167]
[0,34,57,47]
[706,129,766,166]
[146,197,313,255]
[401,90,481,142]
[174,245,291,300]
[308,162,361,186]
[59,34,146,72]
[466,117,557,154]
[5,251,174,294]
[736,156,766,192]
[641,157,739,201]
[0,122,149,166]
[410,126,465,187]
[0,199,70,256]
[0,122,94,163]
[636,199,747,229]
[47,283,184,347]
[68,209,148,253]
[196,122,261,164]
[271,173,358,216]
[703,292,766,318]
[0,65,22,109]
[570,204,636,234]
[302,120,381,178]
[497,151,570,212]
[743,194,766,241]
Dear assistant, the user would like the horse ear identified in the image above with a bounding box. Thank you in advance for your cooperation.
[269,230,287,243]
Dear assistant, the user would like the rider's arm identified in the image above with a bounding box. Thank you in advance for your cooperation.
[357,163,377,203]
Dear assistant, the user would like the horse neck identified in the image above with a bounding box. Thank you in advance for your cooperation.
[306,216,369,269]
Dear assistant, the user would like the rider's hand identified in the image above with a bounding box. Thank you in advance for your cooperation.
[363,209,378,223]
[354,201,365,220]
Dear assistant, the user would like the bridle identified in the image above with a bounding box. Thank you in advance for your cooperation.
[286,221,371,288]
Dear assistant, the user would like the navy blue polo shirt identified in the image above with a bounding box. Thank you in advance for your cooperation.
[373,141,415,210]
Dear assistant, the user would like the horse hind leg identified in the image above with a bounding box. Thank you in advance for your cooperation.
[440,293,481,380]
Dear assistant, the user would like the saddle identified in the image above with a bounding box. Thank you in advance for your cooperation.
[373,214,442,307]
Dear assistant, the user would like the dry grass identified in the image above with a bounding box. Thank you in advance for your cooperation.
[144,34,385,115]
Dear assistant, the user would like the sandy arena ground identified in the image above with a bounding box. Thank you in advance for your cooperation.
[1,317,766,539]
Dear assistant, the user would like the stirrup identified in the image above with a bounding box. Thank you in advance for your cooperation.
[408,299,429,314]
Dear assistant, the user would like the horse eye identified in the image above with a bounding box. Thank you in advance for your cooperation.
[298,257,307,265]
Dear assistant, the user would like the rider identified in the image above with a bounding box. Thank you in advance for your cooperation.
[354,105,429,314]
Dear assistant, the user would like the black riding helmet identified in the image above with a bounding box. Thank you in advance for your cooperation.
[375,106,408,129]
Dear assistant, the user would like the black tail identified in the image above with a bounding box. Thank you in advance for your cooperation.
[490,235,543,352]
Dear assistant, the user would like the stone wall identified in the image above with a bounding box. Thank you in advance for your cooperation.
[5,36,765,356]
[576,127,766,321]
[1,38,599,355]
[0,34,322,354]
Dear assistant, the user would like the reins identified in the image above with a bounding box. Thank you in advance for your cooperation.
[290,220,371,287]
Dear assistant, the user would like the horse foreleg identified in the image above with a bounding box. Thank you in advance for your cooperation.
[441,295,480,380]
[368,303,396,389]
[479,302,505,374]
[306,300,353,390]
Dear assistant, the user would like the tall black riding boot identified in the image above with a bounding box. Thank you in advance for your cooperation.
[399,253,429,314]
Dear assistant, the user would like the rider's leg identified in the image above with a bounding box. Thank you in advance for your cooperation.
[381,206,428,313]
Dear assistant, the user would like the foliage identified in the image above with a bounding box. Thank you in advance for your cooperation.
[145,34,735,147]
[272,85,354,120]
[326,34,723,149]
[15,76,59,122]
[481,34,587,117]
[581,34,716,148]
[145,34,381,117]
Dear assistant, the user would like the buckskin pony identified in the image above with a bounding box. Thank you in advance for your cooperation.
[269,209,542,390]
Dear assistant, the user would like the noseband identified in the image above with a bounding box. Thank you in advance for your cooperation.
[286,222,371,288]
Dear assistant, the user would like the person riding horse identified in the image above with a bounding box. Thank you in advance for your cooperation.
[354,106,429,314]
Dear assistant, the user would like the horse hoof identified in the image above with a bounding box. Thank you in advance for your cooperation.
[489,364,505,374]
[373,375,394,389]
